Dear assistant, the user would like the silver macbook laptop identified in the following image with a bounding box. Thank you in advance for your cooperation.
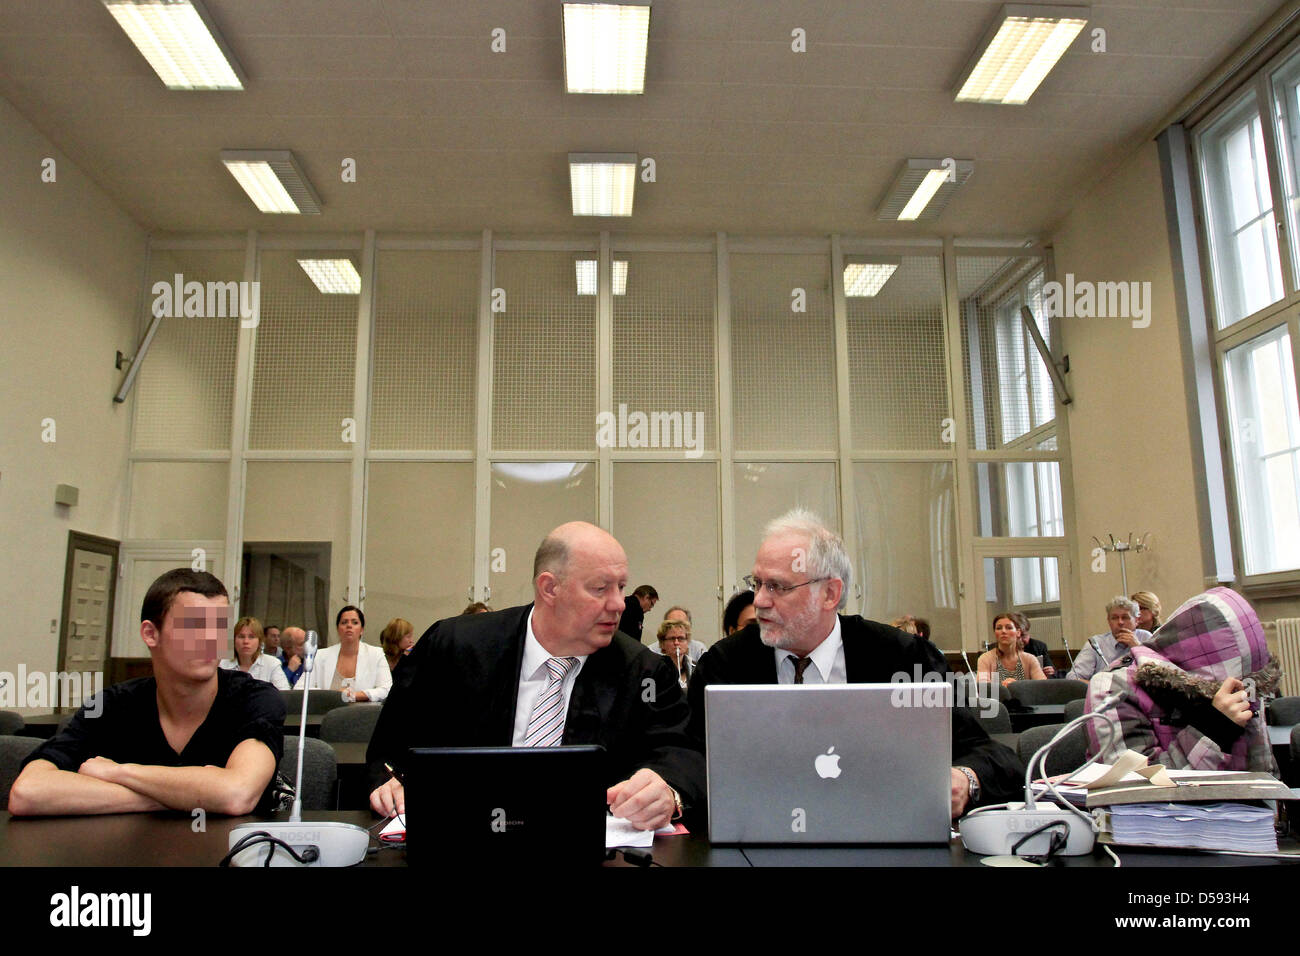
[705,683,952,844]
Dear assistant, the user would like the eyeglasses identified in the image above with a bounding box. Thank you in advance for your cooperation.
[660,635,690,643]
[743,574,829,596]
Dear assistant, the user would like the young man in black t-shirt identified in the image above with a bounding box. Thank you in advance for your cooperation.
[9,569,284,816]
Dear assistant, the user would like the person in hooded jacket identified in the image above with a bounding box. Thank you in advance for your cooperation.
[1084,587,1280,775]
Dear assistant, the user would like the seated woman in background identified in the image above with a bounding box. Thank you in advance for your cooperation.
[380,618,415,671]
[889,615,917,634]
[1130,590,1163,634]
[1085,588,1280,773]
[722,589,756,636]
[220,616,291,690]
[461,602,492,615]
[977,613,1046,687]
[656,619,692,689]
[308,605,392,703]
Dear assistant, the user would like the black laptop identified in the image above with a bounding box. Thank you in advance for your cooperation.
[404,745,608,866]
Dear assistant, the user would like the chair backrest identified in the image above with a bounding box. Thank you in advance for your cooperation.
[1017,723,1088,777]
[1268,695,1300,726]
[961,700,1012,735]
[1291,724,1300,763]
[1064,697,1086,722]
[279,737,338,811]
[280,689,351,717]
[1008,679,1088,707]
[0,735,43,808]
[0,711,24,735]
[319,703,384,743]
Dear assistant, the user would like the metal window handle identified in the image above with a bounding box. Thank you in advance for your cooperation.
[359,586,366,603]
[467,585,474,602]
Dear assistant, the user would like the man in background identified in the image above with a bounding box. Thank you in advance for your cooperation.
[279,626,306,687]
[618,584,659,642]
[1066,597,1153,681]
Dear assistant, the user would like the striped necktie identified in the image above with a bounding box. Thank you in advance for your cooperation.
[522,656,579,747]
[790,656,813,684]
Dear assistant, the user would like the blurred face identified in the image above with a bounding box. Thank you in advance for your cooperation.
[1108,608,1137,637]
[234,626,260,665]
[994,616,1020,650]
[399,632,414,654]
[337,610,363,643]
[734,603,757,632]
[145,592,228,683]
[538,537,629,657]
[664,608,689,628]
[752,533,838,655]
[263,627,280,652]
[1135,607,1155,631]
[659,625,689,658]
[638,594,657,613]
[281,629,305,660]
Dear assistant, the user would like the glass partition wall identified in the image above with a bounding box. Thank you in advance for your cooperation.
[119,234,1072,658]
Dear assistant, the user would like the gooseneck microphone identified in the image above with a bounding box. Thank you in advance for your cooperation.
[225,628,369,866]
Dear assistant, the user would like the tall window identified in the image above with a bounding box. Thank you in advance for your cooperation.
[1191,43,1300,583]
[1198,93,1284,329]
[994,271,1054,443]
[1223,326,1300,574]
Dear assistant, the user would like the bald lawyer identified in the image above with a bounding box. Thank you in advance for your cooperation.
[368,522,703,831]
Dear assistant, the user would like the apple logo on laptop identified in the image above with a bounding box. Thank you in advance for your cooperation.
[814,746,841,779]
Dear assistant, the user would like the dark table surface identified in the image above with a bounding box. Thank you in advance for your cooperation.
[2,810,1295,868]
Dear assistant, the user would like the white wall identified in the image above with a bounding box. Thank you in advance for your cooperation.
[1051,140,1209,641]
[0,95,145,695]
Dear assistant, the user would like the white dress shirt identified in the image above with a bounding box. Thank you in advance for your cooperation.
[511,608,588,746]
[220,654,291,691]
[773,616,846,684]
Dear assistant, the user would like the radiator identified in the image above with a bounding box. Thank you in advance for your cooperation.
[1277,618,1300,697]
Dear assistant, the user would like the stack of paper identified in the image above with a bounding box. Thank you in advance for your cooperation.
[1110,802,1277,852]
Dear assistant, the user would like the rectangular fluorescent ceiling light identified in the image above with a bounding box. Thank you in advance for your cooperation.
[955,4,1089,104]
[563,1,651,94]
[220,150,321,214]
[298,259,360,294]
[102,0,244,90]
[575,260,629,295]
[877,159,974,222]
[844,259,901,297]
[569,153,637,216]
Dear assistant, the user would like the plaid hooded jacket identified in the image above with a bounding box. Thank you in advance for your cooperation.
[1084,588,1280,774]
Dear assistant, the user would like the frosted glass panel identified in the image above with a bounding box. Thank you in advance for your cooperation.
[846,255,950,450]
[612,462,720,646]
[489,461,597,610]
[731,255,837,453]
[732,461,839,590]
[243,462,351,631]
[364,462,476,635]
[853,462,958,645]
[248,251,358,450]
[133,248,242,451]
